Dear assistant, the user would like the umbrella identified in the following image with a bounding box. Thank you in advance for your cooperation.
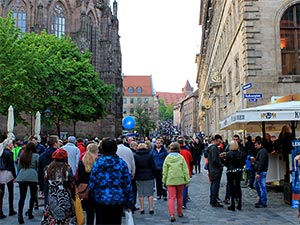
[7,105,15,140]
[34,111,41,142]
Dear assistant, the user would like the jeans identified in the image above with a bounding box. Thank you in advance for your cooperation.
[224,182,230,200]
[182,185,188,207]
[0,180,15,213]
[254,172,267,205]
[18,182,38,215]
[154,169,167,198]
[227,172,242,207]
[210,173,221,205]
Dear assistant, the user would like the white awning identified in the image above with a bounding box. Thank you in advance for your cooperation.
[220,101,300,132]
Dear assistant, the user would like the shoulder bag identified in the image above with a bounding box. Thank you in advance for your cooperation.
[77,183,89,200]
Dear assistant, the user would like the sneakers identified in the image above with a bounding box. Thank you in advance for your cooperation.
[223,199,230,205]
[182,205,186,209]
[170,216,176,222]
[163,196,168,201]
[254,201,262,206]
[211,203,224,207]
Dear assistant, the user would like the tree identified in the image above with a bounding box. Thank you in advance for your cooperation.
[0,14,114,135]
[158,99,173,121]
[134,106,156,137]
[0,13,29,124]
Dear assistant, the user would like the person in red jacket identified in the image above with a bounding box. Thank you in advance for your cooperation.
[177,138,193,209]
[77,138,86,155]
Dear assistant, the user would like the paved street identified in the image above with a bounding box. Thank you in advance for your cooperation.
[1,168,300,225]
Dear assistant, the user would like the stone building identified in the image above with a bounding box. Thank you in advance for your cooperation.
[178,89,199,137]
[169,80,194,129]
[0,0,123,138]
[122,75,159,125]
[197,0,300,139]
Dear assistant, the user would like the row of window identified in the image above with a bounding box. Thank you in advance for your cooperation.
[127,87,142,93]
[12,2,95,52]
[123,108,149,114]
[12,3,66,37]
[123,97,148,104]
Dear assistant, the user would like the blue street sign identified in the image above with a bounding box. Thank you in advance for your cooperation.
[243,93,263,99]
[242,82,252,91]
[248,98,257,102]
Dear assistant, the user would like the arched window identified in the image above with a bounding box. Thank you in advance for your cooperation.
[280,4,300,75]
[12,0,26,32]
[51,4,66,38]
[87,16,93,52]
[136,87,142,93]
[128,87,134,93]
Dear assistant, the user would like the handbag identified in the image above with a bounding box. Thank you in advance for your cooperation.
[77,183,89,200]
[74,193,85,225]
[125,211,135,225]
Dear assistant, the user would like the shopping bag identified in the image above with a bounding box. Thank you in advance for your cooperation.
[74,194,85,225]
[125,210,135,225]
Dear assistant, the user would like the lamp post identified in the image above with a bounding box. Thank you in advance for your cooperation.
[30,111,32,135]
[44,108,51,136]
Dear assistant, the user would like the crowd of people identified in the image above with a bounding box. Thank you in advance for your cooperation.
[0,122,297,224]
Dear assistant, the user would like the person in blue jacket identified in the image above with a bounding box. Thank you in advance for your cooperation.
[151,138,169,200]
[89,137,133,225]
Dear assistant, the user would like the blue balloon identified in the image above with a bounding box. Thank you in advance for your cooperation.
[122,116,136,130]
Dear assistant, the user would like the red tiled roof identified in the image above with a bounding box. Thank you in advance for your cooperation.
[156,92,185,106]
[123,75,154,96]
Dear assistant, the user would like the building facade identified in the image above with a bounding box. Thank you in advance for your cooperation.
[0,0,123,138]
[177,90,199,137]
[123,75,159,125]
[197,0,300,139]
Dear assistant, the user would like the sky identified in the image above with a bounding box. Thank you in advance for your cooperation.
[117,0,202,93]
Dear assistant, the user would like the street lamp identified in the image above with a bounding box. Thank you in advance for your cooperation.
[44,108,51,136]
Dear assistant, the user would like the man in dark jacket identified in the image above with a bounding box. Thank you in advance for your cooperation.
[208,134,224,207]
[151,138,168,200]
[253,140,269,208]
[38,135,59,206]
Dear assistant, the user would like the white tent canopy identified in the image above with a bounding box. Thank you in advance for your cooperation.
[220,101,300,132]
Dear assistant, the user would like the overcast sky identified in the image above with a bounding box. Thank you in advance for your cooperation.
[117,0,202,93]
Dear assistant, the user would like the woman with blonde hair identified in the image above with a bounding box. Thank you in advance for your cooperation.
[224,140,244,211]
[77,143,99,225]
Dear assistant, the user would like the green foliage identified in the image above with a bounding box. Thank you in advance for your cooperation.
[0,14,114,134]
[134,106,156,137]
[158,99,173,121]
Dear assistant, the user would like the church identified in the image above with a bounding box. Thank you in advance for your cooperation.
[0,0,123,138]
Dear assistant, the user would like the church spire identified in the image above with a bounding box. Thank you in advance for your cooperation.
[113,0,117,17]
